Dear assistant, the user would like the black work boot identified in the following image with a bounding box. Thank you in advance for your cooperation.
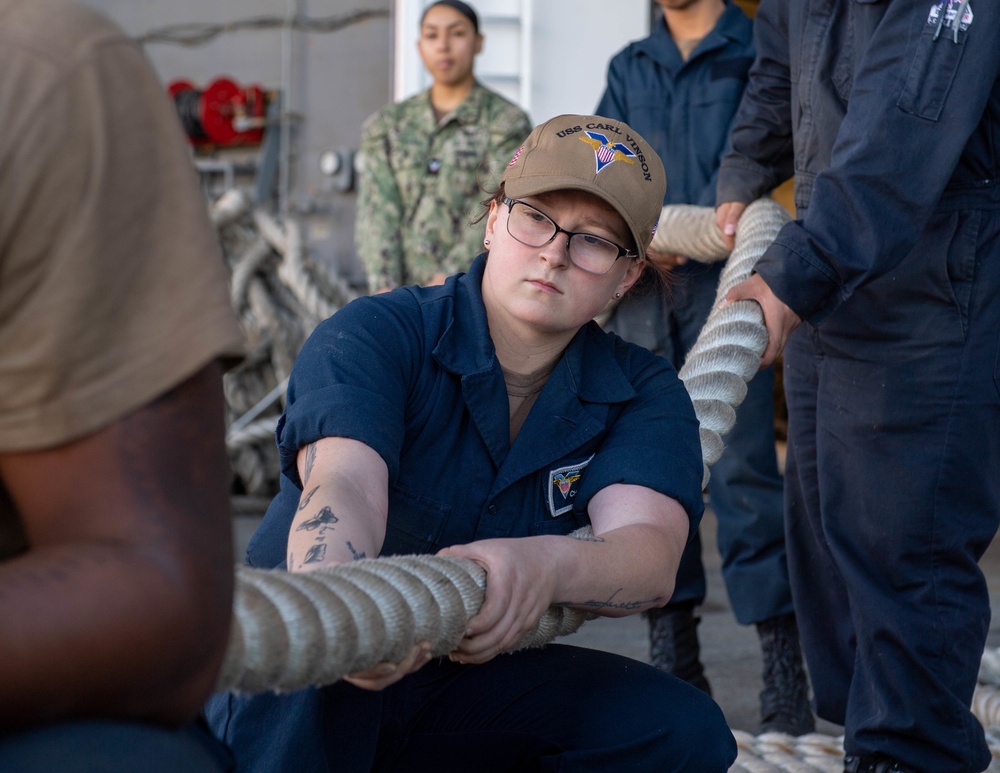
[757,612,815,735]
[843,754,917,773]
[646,603,712,696]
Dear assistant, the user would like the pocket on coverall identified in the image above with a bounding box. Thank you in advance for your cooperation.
[897,6,968,121]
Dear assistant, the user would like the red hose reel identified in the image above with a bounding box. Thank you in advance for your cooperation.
[169,77,268,146]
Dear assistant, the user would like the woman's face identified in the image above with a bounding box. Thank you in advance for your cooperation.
[481,189,644,341]
[417,4,482,89]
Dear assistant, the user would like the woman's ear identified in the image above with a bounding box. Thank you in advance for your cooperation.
[474,33,484,56]
[618,258,646,296]
[484,199,499,247]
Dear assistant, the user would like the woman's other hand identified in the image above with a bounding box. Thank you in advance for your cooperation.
[343,641,434,691]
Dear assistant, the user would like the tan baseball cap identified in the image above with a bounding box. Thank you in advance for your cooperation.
[501,114,667,260]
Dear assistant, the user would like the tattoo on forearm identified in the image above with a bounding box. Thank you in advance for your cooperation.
[554,588,663,611]
[347,541,366,560]
[302,444,317,485]
[296,506,339,531]
[303,544,327,564]
[298,485,320,511]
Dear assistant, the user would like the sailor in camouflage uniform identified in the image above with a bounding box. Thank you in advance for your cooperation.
[355,0,531,292]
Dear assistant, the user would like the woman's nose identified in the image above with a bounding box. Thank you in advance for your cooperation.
[539,232,571,268]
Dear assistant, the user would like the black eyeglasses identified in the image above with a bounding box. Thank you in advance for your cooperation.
[500,196,637,275]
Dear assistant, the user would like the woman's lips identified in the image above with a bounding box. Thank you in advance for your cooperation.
[527,278,561,294]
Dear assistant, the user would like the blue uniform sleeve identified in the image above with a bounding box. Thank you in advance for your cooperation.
[758,0,1000,322]
[716,0,795,206]
[578,346,706,530]
[275,294,423,487]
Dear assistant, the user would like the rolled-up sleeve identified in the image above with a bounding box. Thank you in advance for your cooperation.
[579,353,706,531]
[275,295,421,486]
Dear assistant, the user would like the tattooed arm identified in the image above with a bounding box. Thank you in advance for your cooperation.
[440,483,688,664]
[286,436,389,571]
[286,436,432,688]
[0,363,233,729]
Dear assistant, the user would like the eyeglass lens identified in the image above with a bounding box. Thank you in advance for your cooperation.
[506,201,622,274]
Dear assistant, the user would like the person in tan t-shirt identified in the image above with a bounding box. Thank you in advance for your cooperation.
[0,1,244,769]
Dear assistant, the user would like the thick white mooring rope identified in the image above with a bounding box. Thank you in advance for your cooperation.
[673,200,786,486]
[214,196,1000,770]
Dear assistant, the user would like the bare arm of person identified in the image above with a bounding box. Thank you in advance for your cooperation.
[0,361,234,730]
[286,436,389,571]
[286,436,431,689]
[439,483,689,664]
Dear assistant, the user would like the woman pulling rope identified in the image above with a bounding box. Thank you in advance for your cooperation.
[206,112,737,773]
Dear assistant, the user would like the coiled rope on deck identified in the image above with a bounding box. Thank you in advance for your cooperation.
[214,189,358,499]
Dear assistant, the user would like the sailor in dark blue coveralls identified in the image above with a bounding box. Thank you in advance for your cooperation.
[206,114,737,772]
[717,0,1000,770]
[596,0,813,736]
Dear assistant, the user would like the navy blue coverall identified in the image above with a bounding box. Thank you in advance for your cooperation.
[596,0,791,626]
[206,257,736,772]
[717,0,1000,769]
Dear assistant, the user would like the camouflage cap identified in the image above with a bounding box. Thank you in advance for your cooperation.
[501,114,667,260]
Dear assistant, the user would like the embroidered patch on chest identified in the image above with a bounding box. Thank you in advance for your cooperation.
[547,455,594,517]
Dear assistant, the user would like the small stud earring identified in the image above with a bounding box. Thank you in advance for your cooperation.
[484,239,491,247]
[615,292,621,299]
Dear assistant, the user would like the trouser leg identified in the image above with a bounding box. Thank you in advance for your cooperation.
[789,211,1000,772]
[708,363,790,624]
[783,326,855,726]
[376,644,736,773]
[208,645,736,772]
[675,263,793,622]
[708,363,813,734]
[678,263,812,734]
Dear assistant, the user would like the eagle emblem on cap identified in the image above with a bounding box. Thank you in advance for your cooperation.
[580,131,636,174]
